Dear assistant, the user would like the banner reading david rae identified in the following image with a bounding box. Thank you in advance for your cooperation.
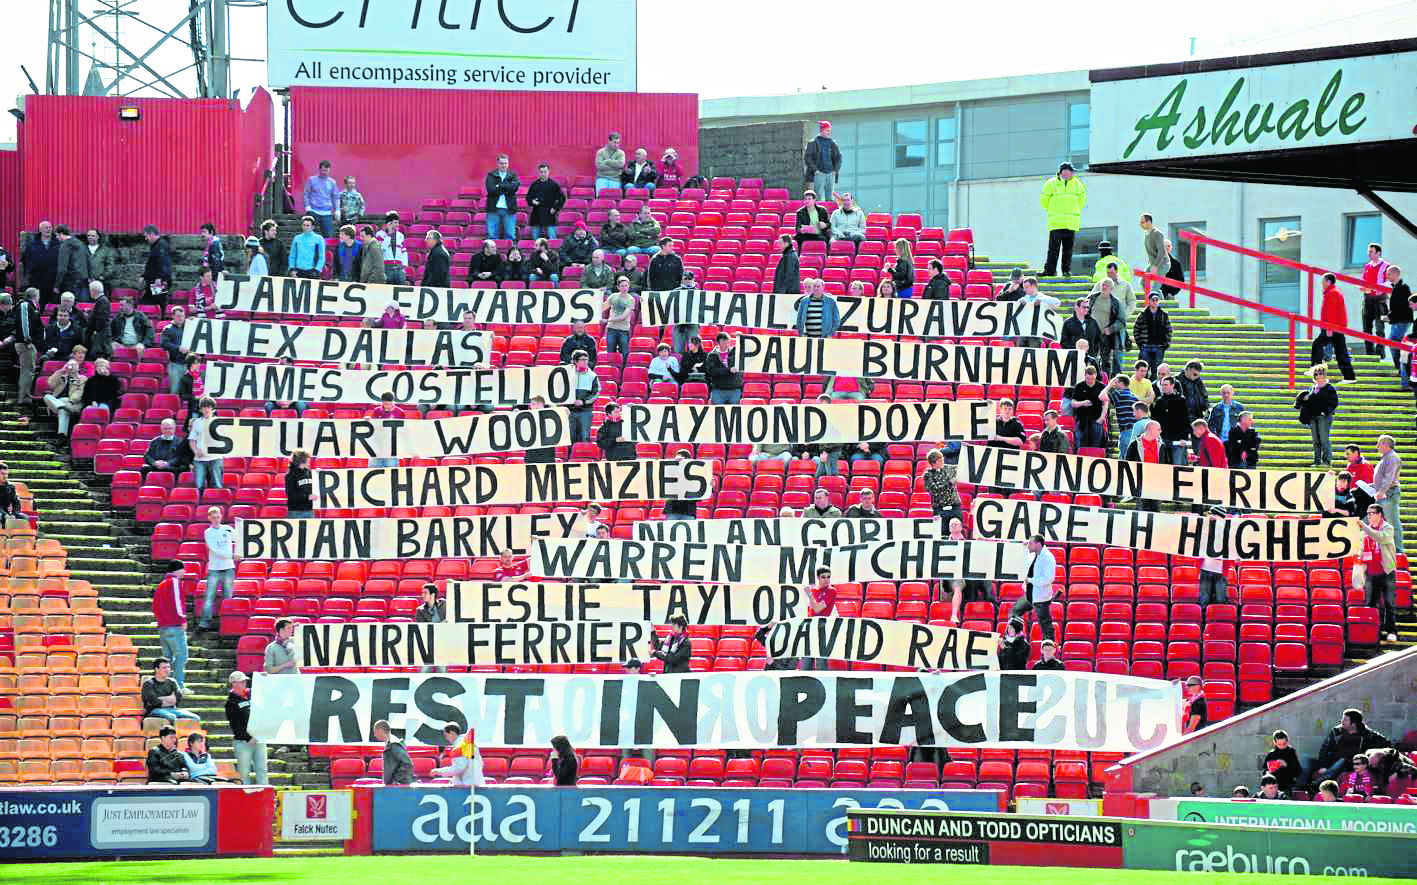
[637,517,944,546]
[181,318,492,366]
[758,617,999,671]
[623,401,991,445]
[236,514,586,560]
[247,670,1183,752]
[204,362,574,407]
[641,289,1060,340]
[297,620,653,668]
[214,274,602,325]
[448,582,809,625]
[739,335,1082,387]
[962,445,1332,513]
[205,409,573,459]
[533,538,1030,584]
[973,498,1362,561]
[312,459,713,509]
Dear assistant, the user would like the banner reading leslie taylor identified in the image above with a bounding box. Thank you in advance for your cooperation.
[448,581,810,625]
[622,401,991,445]
[181,317,492,366]
[204,362,574,407]
[738,334,1083,387]
[204,409,573,458]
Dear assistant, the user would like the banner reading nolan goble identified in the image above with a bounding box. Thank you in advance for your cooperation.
[237,514,586,560]
[623,401,991,445]
[972,498,1362,560]
[448,581,811,625]
[204,409,573,459]
[739,335,1083,387]
[636,517,944,546]
[181,318,492,366]
[247,670,1183,752]
[204,362,574,407]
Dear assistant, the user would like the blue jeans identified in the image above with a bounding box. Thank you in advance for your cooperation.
[607,329,629,356]
[624,246,660,257]
[849,452,886,465]
[898,286,914,298]
[234,739,268,785]
[287,510,314,518]
[529,272,560,285]
[487,210,516,241]
[370,458,398,468]
[664,512,696,521]
[147,706,200,722]
[264,400,308,416]
[384,265,407,285]
[312,213,334,237]
[194,459,223,493]
[710,388,742,405]
[1388,322,1410,376]
[595,177,621,194]
[159,626,188,688]
[201,568,234,626]
[530,225,558,240]
[1140,345,1166,377]
[167,361,185,395]
[570,409,592,443]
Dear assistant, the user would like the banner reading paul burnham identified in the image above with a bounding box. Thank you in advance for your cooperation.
[447,581,810,625]
[962,445,1332,513]
[312,459,713,508]
[972,498,1362,561]
[204,363,575,407]
[181,318,492,367]
[204,409,573,459]
[213,275,602,325]
[246,670,1183,752]
[623,401,991,445]
[636,517,944,546]
[236,513,585,560]
[739,335,1082,387]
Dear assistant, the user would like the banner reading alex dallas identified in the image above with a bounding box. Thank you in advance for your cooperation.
[204,409,573,459]
[738,334,1083,387]
[204,363,574,407]
[182,317,492,366]
[623,401,991,445]
[248,670,1183,752]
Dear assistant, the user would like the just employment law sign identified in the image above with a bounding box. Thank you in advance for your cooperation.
[268,0,637,91]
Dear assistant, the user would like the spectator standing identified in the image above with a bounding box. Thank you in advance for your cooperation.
[1033,639,1066,671]
[1089,277,1127,375]
[484,154,520,242]
[333,226,362,282]
[1313,273,1357,380]
[1040,409,1072,454]
[594,133,626,193]
[647,238,683,291]
[1372,434,1403,546]
[188,397,223,493]
[157,306,191,394]
[373,719,414,785]
[650,616,691,673]
[773,235,801,295]
[197,506,235,632]
[1108,377,1138,453]
[21,221,60,306]
[1360,243,1390,353]
[1061,298,1101,353]
[830,193,866,246]
[140,225,173,311]
[1182,675,1207,733]
[559,320,599,366]
[1040,163,1086,277]
[422,231,452,287]
[524,396,556,464]
[198,223,225,280]
[152,561,190,688]
[562,224,597,267]
[1139,213,1167,293]
[1207,384,1244,442]
[922,261,952,300]
[550,735,580,785]
[244,237,269,278]
[42,359,85,436]
[596,402,636,460]
[1190,419,1227,468]
[1133,293,1171,375]
[621,148,658,193]
[1129,361,1154,405]
[1178,359,1209,422]
[1359,503,1399,642]
[989,399,1027,451]
[997,618,1029,670]
[264,619,299,675]
[1294,365,1338,466]
[887,238,915,298]
[0,463,23,524]
[177,353,202,431]
[54,224,89,298]
[376,212,408,283]
[433,723,486,787]
[1012,534,1058,642]
[1264,730,1302,795]
[1151,377,1190,465]
[599,208,631,255]
[11,288,43,409]
[527,163,566,239]
[357,226,385,283]
[1197,508,1230,605]
[289,216,326,279]
[1069,365,1108,449]
[803,121,841,201]
[285,449,314,518]
[568,351,600,443]
[303,160,339,236]
[259,220,288,277]
[795,279,841,337]
[1387,265,1412,379]
[337,176,365,226]
[225,671,267,784]
[799,567,838,669]
[1226,411,1261,468]
[625,206,662,256]
[605,278,637,357]
[1345,444,1376,513]
[794,191,830,251]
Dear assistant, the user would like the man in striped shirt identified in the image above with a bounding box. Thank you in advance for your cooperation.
[794,278,840,338]
[1109,374,1139,454]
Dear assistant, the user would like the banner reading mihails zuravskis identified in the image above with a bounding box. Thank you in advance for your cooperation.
[448,581,811,625]
[247,670,1183,752]
[738,335,1083,387]
[213,275,602,325]
[622,401,992,445]
[203,363,574,407]
[181,318,492,366]
[204,409,573,459]
[236,514,586,560]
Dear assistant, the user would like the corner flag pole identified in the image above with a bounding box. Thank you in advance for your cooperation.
[465,729,477,857]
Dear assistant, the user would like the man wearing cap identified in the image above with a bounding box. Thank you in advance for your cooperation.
[1040,162,1086,277]
[803,121,842,201]
[225,670,267,784]
[1183,676,1208,733]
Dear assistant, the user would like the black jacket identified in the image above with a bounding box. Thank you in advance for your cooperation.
[1390,280,1414,324]
[527,249,560,280]
[704,350,742,390]
[1039,427,1070,454]
[21,233,59,290]
[889,256,913,292]
[1153,392,1191,442]
[1133,307,1172,348]
[1295,383,1338,424]
[1264,746,1302,793]
[0,481,22,518]
[922,275,952,300]
[499,257,527,286]
[202,238,226,277]
[1316,724,1391,771]
[773,248,801,295]
[383,740,414,785]
[674,349,707,383]
[142,676,183,714]
[1179,375,1209,420]
[109,310,155,347]
[526,179,566,226]
[647,252,684,292]
[484,169,521,212]
[596,419,636,461]
[143,238,173,286]
[225,691,252,742]
[551,754,579,786]
[55,237,91,296]
[42,322,82,360]
[422,245,452,288]
[146,745,188,783]
[82,373,123,410]
[803,135,842,175]
[794,206,830,246]
[1061,315,1101,352]
[620,160,658,189]
[1032,657,1066,671]
[653,633,691,673]
[1226,426,1260,468]
[561,233,596,265]
[599,222,630,251]
[14,299,45,345]
[144,435,188,471]
[1161,254,1184,297]
[261,234,289,277]
[285,466,314,510]
[468,251,502,283]
[998,635,1029,670]
[559,333,598,366]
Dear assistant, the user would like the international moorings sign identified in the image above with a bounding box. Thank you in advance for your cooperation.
[1090,50,1417,164]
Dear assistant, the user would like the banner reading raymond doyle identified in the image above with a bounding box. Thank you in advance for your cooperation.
[962,445,1333,513]
[641,289,1060,340]
[236,513,586,560]
[214,274,602,325]
[204,362,574,407]
[181,318,492,366]
[972,498,1362,560]
[738,335,1083,387]
[204,409,573,459]
[246,670,1183,751]
[636,517,944,546]
[312,459,714,508]
[447,581,810,625]
[622,401,991,445]
[532,538,1030,583]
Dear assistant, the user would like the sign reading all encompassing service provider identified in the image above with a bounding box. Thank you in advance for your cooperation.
[738,335,1083,387]
[448,581,809,625]
[622,401,991,445]
[181,318,492,366]
[236,514,586,560]
[204,410,573,459]
[203,363,575,407]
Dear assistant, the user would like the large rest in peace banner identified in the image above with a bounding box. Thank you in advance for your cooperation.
[214,275,602,325]
[640,289,1060,340]
[636,517,944,546]
[962,445,1333,513]
[204,409,573,458]
[236,514,586,560]
[447,581,813,625]
[180,318,493,366]
[622,401,992,445]
[203,362,575,407]
[247,670,1183,752]
[532,538,1030,583]
[972,498,1362,560]
[310,459,713,508]
[738,335,1083,387]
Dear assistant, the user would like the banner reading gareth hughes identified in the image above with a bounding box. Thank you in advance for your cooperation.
[973,498,1362,560]
[739,335,1082,387]
[641,289,1060,340]
[204,409,573,459]
[962,445,1332,513]
[532,538,1030,583]
[312,459,713,508]
[623,401,991,445]
[247,670,1183,752]
[204,363,574,407]
[181,318,493,366]
[636,517,944,546]
[214,275,602,325]
[448,582,810,625]
[236,514,586,560]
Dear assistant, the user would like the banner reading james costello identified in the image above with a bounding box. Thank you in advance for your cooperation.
[181,317,492,366]
[204,409,573,458]
[622,401,992,445]
[204,362,575,407]
[738,334,1083,387]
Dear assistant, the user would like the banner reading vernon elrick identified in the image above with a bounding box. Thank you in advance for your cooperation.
[182,318,492,366]
[236,514,586,560]
[205,409,573,459]
[962,445,1332,513]
[204,363,574,407]
[247,670,1183,752]
[637,517,944,546]
[739,335,1082,387]
[213,275,602,325]
[973,498,1362,560]
[448,581,811,625]
[623,401,991,445]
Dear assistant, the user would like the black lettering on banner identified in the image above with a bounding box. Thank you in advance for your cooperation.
[181,317,490,366]
[776,676,827,745]
[411,678,467,746]
[737,334,1082,387]
[308,675,361,743]
[620,402,991,445]
[237,514,585,560]
[633,678,700,746]
[448,581,807,625]
[635,517,946,546]
[760,617,998,670]
[203,362,576,408]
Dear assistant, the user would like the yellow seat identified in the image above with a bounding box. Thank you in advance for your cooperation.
[50,737,82,759]
[78,716,113,737]
[81,758,114,780]
[78,695,113,717]
[50,717,83,737]
[51,758,84,780]
[16,760,52,782]
[113,718,144,739]
[73,614,104,634]
[109,673,138,693]
[80,737,114,758]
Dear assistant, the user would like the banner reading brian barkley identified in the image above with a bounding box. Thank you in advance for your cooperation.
[237,513,586,560]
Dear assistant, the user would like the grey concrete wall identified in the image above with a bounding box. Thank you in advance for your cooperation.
[1127,648,1417,798]
[698,121,815,196]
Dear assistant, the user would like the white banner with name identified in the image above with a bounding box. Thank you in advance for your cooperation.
[636,517,945,546]
[297,620,653,668]
[623,401,991,445]
[204,410,573,459]
[758,617,999,671]
[236,514,587,560]
[738,335,1083,387]
[182,318,493,367]
[447,581,810,625]
[204,362,575,407]
[248,670,1184,751]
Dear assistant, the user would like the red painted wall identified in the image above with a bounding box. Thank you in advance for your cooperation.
[240,89,277,227]
[0,146,19,274]
[289,87,699,216]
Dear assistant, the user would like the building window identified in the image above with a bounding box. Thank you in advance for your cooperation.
[1073,226,1118,279]
[1170,222,1206,279]
[894,120,927,169]
[1345,214,1381,268]
[1067,101,1089,169]
[935,116,957,176]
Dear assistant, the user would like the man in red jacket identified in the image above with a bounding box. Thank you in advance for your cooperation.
[1312,272,1356,380]
[152,560,189,688]
[1189,418,1228,513]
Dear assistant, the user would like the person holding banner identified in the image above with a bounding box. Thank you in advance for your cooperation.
[284,450,315,518]
[923,447,962,528]
[1125,419,1164,513]
[649,615,691,673]
[705,333,743,405]
[1359,503,1399,642]
[432,723,485,787]
[356,226,385,284]
[988,400,1027,451]
[647,238,684,292]
[800,567,838,670]
[258,219,287,277]
[1011,534,1058,642]
[569,351,600,443]
[605,277,638,357]
[596,402,636,461]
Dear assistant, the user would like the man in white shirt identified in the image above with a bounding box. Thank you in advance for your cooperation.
[198,505,236,632]
[375,211,408,284]
[432,723,486,787]
[1010,533,1058,642]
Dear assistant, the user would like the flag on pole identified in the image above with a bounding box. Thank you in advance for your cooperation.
[459,729,476,760]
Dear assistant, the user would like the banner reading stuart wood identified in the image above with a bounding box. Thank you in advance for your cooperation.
[636,517,944,546]
[296,620,653,668]
[532,538,1030,584]
[448,581,810,625]
[641,289,1061,340]
[247,670,1183,751]
[962,445,1332,513]
[759,617,999,671]
[236,513,586,560]
[622,401,991,445]
[312,459,714,509]
[204,363,575,407]
[181,317,493,366]
[738,335,1083,387]
[214,274,602,325]
[972,498,1362,561]
[205,409,573,459]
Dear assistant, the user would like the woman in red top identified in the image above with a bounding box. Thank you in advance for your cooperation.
[1311,272,1356,380]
